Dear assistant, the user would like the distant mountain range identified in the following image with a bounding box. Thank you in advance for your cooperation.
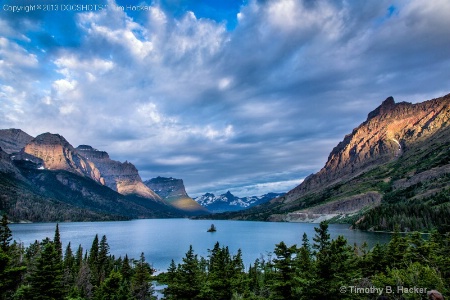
[194,191,285,213]
[209,94,450,231]
[0,130,208,221]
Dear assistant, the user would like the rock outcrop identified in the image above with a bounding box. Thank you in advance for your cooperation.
[144,177,208,214]
[0,128,33,154]
[76,145,163,202]
[23,133,105,185]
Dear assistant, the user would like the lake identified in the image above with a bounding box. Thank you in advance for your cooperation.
[10,219,392,272]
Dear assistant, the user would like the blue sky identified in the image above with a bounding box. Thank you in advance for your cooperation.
[1,0,450,197]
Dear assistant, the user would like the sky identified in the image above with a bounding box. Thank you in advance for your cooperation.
[1,0,450,197]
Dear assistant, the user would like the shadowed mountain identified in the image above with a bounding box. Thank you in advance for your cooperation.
[0,129,33,154]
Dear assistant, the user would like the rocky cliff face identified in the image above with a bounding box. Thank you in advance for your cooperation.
[23,133,105,185]
[0,129,33,154]
[76,145,163,202]
[284,94,450,204]
[144,177,208,214]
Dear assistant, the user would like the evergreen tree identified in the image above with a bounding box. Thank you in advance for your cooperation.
[0,214,12,252]
[309,222,332,300]
[204,242,231,299]
[88,234,100,286]
[312,221,331,254]
[121,254,133,282]
[95,271,130,300]
[163,259,179,299]
[54,223,63,262]
[98,235,110,282]
[131,252,153,300]
[63,242,76,293]
[0,216,26,300]
[270,241,297,300]
[75,244,83,271]
[230,248,248,297]
[169,245,202,300]
[27,241,64,300]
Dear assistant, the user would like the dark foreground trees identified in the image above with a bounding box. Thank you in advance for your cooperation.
[159,222,450,300]
[1,216,450,300]
[0,214,155,300]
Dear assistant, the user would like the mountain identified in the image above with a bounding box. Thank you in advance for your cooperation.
[76,145,162,202]
[21,133,105,185]
[212,94,450,230]
[144,176,208,215]
[194,191,285,213]
[0,131,185,221]
[0,129,33,154]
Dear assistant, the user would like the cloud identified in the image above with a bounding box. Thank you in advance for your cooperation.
[1,0,450,196]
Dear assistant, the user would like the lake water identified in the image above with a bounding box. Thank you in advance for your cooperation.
[10,219,392,272]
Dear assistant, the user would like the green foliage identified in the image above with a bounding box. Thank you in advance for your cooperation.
[0,223,155,300]
[159,222,450,300]
[26,240,64,300]
[131,253,154,300]
[3,221,450,300]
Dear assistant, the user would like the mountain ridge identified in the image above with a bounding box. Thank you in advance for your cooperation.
[0,131,201,221]
[210,94,450,228]
[76,145,163,202]
[194,191,285,213]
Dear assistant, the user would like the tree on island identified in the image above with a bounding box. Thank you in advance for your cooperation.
[207,224,217,232]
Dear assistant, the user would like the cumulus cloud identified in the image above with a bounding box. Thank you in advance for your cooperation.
[1,0,450,196]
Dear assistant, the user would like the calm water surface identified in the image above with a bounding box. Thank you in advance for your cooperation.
[10,219,391,272]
